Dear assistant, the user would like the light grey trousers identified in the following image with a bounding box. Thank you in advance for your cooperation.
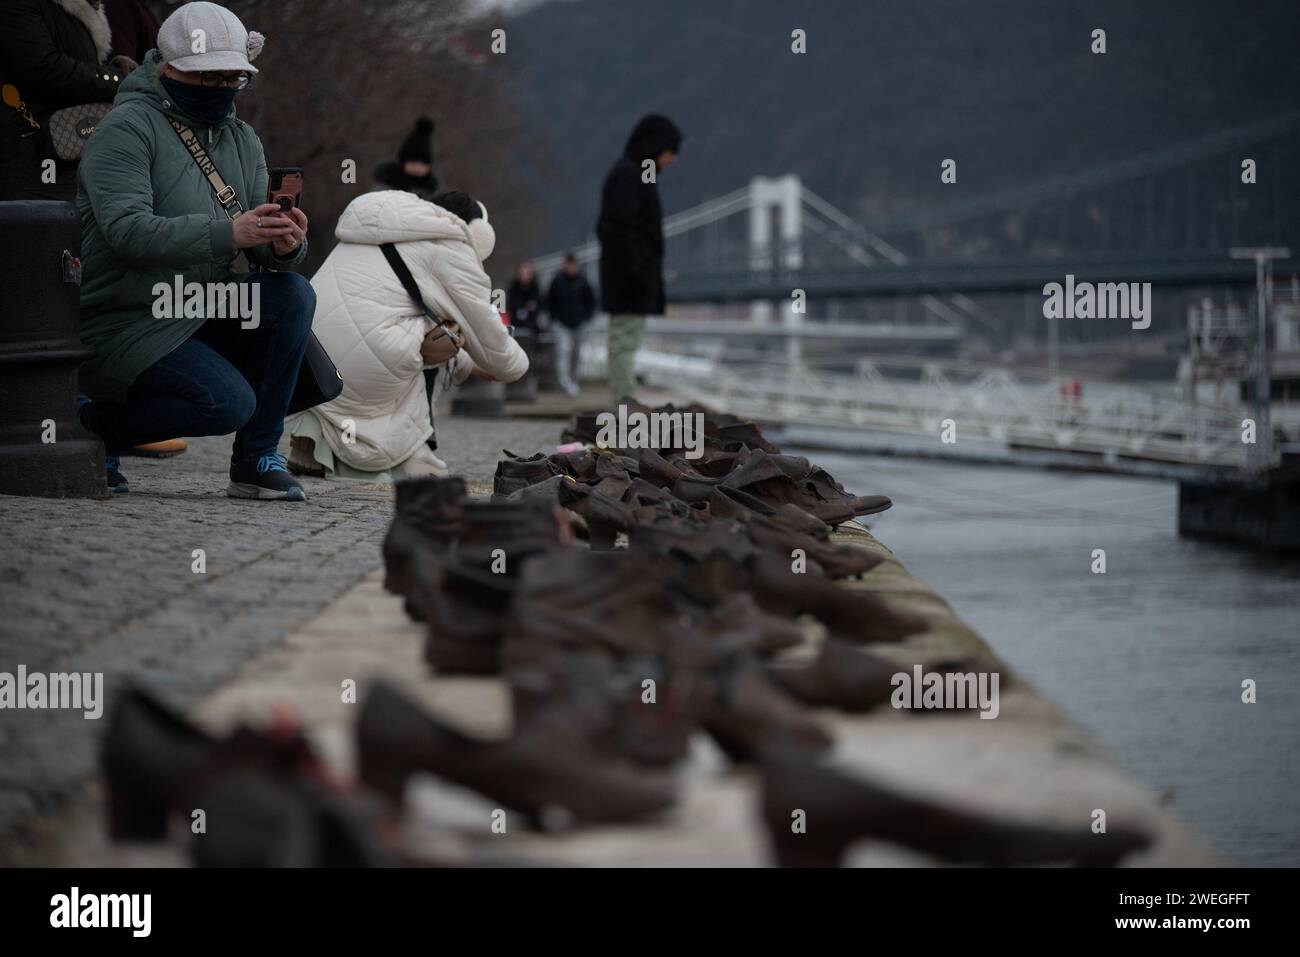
[607,313,646,403]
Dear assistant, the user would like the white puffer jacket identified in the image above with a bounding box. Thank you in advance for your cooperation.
[298,190,528,471]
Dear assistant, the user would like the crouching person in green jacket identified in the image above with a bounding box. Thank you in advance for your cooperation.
[75,2,314,501]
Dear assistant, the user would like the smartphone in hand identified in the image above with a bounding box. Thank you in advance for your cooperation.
[267,167,304,215]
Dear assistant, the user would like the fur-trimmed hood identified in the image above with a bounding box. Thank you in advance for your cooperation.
[50,0,112,62]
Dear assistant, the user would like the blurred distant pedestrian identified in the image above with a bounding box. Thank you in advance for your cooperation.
[104,0,160,62]
[374,116,438,201]
[505,261,543,399]
[545,253,595,397]
[596,113,681,403]
[506,261,543,332]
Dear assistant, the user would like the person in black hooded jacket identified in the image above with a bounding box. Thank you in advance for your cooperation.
[374,116,438,200]
[596,113,682,403]
[0,0,126,202]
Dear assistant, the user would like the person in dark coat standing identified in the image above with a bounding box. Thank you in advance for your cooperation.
[0,0,125,202]
[545,252,596,396]
[505,261,543,397]
[103,0,160,62]
[374,116,438,201]
[506,261,544,333]
[596,113,682,403]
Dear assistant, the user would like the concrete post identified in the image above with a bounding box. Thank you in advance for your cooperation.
[749,175,805,327]
[748,175,804,272]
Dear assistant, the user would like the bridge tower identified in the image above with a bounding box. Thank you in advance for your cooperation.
[748,175,803,358]
[748,175,803,272]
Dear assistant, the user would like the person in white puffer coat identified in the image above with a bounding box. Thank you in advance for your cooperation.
[286,189,528,479]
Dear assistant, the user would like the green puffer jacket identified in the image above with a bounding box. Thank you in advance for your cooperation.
[76,51,308,401]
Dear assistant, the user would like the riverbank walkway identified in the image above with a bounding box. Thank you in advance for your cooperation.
[0,391,1216,865]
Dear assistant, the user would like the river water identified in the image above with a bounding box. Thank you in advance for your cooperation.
[796,448,1300,866]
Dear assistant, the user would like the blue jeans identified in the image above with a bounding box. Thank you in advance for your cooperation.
[83,272,315,466]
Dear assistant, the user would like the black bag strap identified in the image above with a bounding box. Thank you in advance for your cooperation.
[168,119,244,219]
[379,242,455,339]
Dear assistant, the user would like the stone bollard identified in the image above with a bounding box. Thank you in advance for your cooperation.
[0,200,105,498]
[533,329,563,393]
[504,328,539,403]
[450,375,508,417]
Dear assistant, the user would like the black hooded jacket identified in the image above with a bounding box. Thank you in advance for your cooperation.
[596,114,682,315]
[0,0,121,201]
[546,269,596,329]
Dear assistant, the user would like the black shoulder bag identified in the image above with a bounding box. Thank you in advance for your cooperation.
[378,242,466,363]
[168,119,342,414]
[379,242,470,453]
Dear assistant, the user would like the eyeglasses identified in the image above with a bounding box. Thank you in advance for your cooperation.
[196,71,251,90]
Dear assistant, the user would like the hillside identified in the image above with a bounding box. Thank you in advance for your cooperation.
[501,0,1300,257]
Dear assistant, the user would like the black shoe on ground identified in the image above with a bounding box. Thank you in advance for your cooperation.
[78,394,128,494]
[228,452,306,502]
[106,452,129,494]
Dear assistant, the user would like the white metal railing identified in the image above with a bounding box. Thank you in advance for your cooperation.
[578,335,1252,472]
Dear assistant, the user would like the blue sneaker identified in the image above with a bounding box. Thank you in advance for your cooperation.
[228,451,306,502]
[106,451,129,494]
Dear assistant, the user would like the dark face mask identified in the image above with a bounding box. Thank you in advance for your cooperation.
[161,76,238,126]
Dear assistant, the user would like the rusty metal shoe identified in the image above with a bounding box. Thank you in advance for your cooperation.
[721,448,892,525]
[766,642,909,712]
[715,420,780,453]
[631,500,878,580]
[747,552,928,644]
[695,591,809,656]
[743,513,882,579]
[508,647,696,768]
[191,768,399,867]
[690,644,834,763]
[639,537,926,646]
[556,478,636,549]
[769,646,1001,714]
[102,686,350,844]
[491,473,573,506]
[635,447,723,488]
[760,750,1152,867]
[357,680,677,826]
[409,502,576,671]
[702,487,841,540]
[451,499,574,564]
[493,450,563,495]
[382,476,468,596]
[628,512,754,566]
[502,549,683,665]
[418,557,516,674]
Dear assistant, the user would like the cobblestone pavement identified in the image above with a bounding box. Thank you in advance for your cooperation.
[0,414,565,845]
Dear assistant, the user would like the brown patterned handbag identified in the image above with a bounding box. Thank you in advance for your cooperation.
[1,84,111,163]
[45,102,113,162]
